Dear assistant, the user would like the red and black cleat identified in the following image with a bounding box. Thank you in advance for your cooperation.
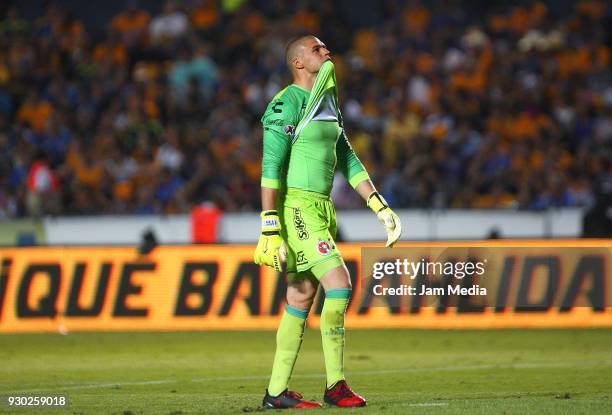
[323,380,367,408]
[262,389,322,409]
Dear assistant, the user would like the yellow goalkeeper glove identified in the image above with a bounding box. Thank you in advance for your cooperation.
[367,191,402,247]
[253,210,286,272]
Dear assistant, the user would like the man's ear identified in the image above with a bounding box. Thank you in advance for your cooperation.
[292,56,304,70]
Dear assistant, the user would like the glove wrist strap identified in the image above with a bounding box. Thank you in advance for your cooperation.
[367,191,388,213]
[261,210,281,232]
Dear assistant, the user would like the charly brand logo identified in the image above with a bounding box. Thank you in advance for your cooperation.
[293,208,309,240]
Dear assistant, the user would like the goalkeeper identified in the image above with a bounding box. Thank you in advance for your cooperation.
[254,35,401,409]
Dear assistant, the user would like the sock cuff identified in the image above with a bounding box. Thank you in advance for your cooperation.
[325,288,352,299]
[285,304,309,319]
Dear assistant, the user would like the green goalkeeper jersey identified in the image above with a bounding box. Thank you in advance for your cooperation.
[260,60,369,196]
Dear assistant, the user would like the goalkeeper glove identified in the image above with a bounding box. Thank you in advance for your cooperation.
[253,210,286,272]
[367,191,402,247]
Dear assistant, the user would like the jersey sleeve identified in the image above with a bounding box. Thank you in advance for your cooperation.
[335,128,370,188]
[336,109,369,188]
[260,94,298,189]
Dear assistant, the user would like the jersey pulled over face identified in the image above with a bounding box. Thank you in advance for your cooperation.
[298,37,331,75]
[260,61,368,196]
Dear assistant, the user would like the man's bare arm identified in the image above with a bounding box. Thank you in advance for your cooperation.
[354,179,376,201]
[262,187,278,211]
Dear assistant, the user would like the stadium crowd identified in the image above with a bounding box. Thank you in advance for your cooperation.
[0,0,610,217]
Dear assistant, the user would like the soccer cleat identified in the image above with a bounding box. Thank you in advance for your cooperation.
[262,389,322,409]
[323,380,366,407]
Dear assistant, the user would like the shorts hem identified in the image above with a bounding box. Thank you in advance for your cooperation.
[297,255,344,279]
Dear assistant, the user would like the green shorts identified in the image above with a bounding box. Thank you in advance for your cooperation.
[280,188,344,280]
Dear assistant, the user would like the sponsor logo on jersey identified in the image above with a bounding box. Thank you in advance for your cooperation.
[317,238,332,255]
[284,124,295,135]
[293,208,309,240]
[265,119,285,126]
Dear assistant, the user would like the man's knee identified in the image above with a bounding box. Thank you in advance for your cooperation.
[320,264,351,291]
[286,275,318,310]
[286,296,313,310]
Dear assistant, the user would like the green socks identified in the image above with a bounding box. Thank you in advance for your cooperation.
[268,289,351,395]
[320,288,351,387]
[267,304,308,396]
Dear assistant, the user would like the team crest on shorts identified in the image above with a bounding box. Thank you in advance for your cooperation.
[316,238,333,255]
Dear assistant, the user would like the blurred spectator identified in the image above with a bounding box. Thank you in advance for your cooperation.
[17,91,53,134]
[150,1,189,46]
[155,127,184,172]
[26,151,60,217]
[154,167,185,212]
[169,42,218,101]
[105,148,138,213]
[93,34,129,68]
[190,0,220,35]
[0,185,18,219]
[0,7,30,37]
[111,0,150,48]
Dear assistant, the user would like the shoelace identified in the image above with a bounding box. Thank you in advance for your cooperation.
[286,391,304,400]
[329,382,353,399]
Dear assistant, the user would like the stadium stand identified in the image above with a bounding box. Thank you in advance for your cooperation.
[0,0,610,218]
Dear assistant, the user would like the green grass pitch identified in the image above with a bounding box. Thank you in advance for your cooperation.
[0,329,611,414]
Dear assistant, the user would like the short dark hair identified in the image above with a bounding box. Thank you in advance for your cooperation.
[284,34,314,67]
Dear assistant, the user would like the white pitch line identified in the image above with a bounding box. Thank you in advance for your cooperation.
[409,403,449,407]
[4,379,176,394]
[4,359,611,394]
[191,359,612,383]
